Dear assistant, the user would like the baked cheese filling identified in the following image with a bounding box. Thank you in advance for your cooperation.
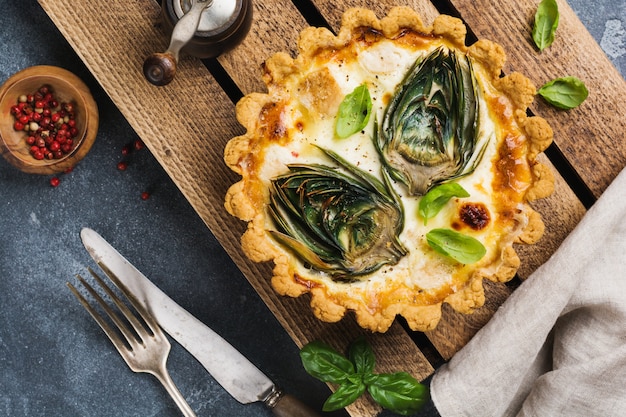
[225,8,553,332]
[255,42,524,287]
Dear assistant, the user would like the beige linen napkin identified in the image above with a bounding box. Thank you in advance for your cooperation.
[430,167,626,416]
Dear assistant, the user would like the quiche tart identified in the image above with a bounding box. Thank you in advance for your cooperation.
[224,7,554,332]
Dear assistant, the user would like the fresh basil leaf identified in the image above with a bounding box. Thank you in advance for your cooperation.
[368,372,429,416]
[300,340,355,384]
[335,84,373,138]
[349,337,376,375]
[300,339,428,413]
[538,76,589,109]
[322,380,367,412]
[426,228,486,264]
[418,183,470,225]
[532,0,559,51]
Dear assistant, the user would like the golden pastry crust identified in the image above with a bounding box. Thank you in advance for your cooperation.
[224,7,554,332]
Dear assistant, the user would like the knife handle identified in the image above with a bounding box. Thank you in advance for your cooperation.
[265,388,323,417]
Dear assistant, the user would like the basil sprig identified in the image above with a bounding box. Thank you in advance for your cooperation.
[538,76,589,109]
[532,0,559,51]
[426,228,486,264]
[418,183,470,225]
[335,84,373,138]
[300,338,428,415]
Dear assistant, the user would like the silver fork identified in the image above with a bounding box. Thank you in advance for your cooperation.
[67,263,197,417]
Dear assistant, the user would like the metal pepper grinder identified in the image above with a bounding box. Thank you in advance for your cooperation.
[143,0,253,86]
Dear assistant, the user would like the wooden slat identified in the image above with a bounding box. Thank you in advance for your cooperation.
[217,0,307,94]
[314,0,441,29]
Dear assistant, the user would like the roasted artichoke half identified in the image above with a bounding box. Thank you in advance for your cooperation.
[377,47,489,195]
[268,149,407,280]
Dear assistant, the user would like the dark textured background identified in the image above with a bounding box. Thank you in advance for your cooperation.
[1,1,624,416]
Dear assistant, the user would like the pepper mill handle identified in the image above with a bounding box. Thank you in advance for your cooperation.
[143,0,213,86]
[143,52,178,86]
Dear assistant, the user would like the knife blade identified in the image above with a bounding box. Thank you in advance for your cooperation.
[80,227,322,417]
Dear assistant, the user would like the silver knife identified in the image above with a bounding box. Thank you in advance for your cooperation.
[80,227,322,417]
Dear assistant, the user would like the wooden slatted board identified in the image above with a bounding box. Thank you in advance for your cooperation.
[37,0,626,415]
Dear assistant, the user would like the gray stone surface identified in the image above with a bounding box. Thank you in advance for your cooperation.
[570,0,626,74]
[0,1,624,416]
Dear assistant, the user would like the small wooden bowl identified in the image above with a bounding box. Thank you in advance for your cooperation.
[0,66,98,174]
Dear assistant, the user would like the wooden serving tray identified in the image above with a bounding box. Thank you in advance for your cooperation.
[38,0,626,415]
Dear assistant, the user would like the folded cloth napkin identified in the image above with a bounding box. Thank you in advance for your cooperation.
[430,167,626,417]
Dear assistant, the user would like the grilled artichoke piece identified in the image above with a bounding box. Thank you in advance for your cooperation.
[268,148,407,280]
[377,47,488,195]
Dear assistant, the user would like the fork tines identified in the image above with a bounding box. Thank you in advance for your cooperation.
[68,262,197,417]
[67,264,163,356]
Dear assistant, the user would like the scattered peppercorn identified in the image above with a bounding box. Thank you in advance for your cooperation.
[49,177,60,187]
[10,85,79,161]
[115,137,153,199]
